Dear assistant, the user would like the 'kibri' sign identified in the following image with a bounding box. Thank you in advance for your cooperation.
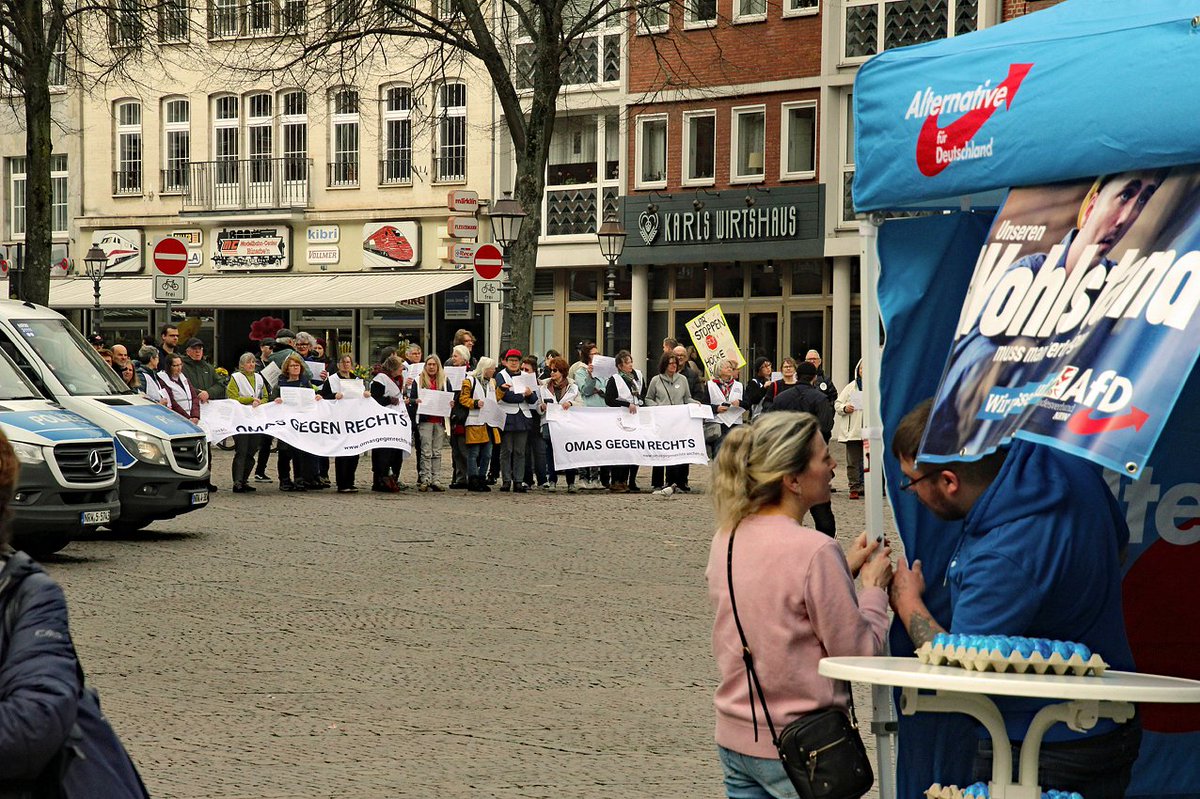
[621,185,823,265]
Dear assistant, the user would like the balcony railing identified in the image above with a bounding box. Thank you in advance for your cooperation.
[183,157,311,211]
[328,160,359,188]
[161,167,189,194]
[112,170,143,196]
[379,157,412,186]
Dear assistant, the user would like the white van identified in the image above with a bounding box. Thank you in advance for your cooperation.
[0,346,120,556]
[0,300,210,533]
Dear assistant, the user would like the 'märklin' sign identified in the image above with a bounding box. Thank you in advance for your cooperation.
[620,185,823,265]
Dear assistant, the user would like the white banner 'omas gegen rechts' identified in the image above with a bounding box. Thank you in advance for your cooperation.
[198,397,411,455]
[544,405,708,468]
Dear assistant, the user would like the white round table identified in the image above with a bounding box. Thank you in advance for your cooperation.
[819,656,1200,799]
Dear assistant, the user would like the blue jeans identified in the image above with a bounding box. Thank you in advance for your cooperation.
[468,441,492,479]
[717,747,798,799]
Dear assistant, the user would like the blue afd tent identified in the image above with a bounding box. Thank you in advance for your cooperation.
[848,3,1200,798]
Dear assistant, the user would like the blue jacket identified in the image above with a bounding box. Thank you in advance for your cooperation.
[496,368,537,432]
[949,440,1134,742]
[0,551,80,787]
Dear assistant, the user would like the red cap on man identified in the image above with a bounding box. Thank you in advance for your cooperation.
[503,349,522,359]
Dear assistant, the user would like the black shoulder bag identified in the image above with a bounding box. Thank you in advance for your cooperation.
[725,530,873,799]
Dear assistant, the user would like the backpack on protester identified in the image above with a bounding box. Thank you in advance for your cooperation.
[1,564,151,799]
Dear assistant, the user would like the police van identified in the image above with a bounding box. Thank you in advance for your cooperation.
[0,300,210,533]
[0,346,120,556]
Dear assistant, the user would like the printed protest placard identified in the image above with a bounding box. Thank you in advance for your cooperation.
[417,388,456,418]
[196,398,412,455]
[685,304,746,377]
[545,405,707,468]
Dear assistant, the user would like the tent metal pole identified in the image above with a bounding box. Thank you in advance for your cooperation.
[859,214,898,799]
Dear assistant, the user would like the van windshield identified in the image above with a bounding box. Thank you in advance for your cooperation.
[10,319,132,397]
[0,347,41,401]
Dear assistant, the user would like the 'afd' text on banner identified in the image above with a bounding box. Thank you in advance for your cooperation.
[198,398,412,456]
[685,304,747,378]
[921,163,1200,478]
[545,405,708,469]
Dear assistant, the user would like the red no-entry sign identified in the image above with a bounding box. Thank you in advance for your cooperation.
[153,237,189,276]
[473,244,504,280]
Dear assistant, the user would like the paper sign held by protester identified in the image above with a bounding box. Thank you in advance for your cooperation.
[337,378,366,398]
[689,404,714,419]
[480,397,507,428]
[444,366,468,391]
[717,405,745,427]
[771,371,783,383]
[280,386,316,410]
[685,304,746,377]
[404,363,423,384]
[304,360,325,379]
[261,361,282,387]
[591,355,617,383]
[509,371,538,394]
[417,388,456,418]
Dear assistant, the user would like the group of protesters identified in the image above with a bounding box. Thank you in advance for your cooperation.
[106,323,865,502]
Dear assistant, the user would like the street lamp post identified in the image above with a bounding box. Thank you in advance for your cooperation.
[596,212,627,356]
[83,244,108,331]
[488,192,526,353]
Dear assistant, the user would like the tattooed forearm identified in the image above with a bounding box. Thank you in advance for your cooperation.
[905,609,947,649]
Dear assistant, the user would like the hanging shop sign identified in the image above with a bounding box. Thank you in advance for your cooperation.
[362,221,421,268]
[211,226,290,271]
[620,185,824,265]
[89,229,144,274]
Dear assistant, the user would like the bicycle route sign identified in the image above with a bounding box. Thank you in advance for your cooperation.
[153,237,189,303]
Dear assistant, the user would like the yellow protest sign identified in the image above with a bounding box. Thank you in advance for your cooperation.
[685,304,746,377]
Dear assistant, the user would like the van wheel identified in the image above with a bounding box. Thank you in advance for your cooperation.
[16,533,72,559]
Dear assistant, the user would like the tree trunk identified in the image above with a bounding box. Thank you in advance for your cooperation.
[19,44,53,307]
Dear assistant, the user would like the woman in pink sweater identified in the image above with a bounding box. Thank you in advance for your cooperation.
[706,411,893,798]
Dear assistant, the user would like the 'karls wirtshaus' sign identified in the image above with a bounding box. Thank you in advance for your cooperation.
[621,185,822,265]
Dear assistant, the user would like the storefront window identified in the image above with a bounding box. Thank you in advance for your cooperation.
[713,263,744,298]
[613,312,632,354]
[569,269,598,301]
[534,269,556,301]
[789,310,824,362]
[647,310,669,370]
[614,265,632,301]
[649,266,671,300]
[675,265,706,299]
[569,312,597,354]
[749,263,783,296]
[791,260,824,295]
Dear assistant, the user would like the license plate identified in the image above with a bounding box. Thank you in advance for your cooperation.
[81,509,110,525]
[191,491,209,505]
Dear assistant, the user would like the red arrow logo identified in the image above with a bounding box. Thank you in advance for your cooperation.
[1178,517,1200,532]
[1066,406,1149,436]
[915,63,1033,177]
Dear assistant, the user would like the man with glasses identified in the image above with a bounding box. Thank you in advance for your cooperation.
[889,398,1139,798]
[805,349,838,403]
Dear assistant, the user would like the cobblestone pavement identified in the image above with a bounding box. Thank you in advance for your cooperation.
[44,440,902,799]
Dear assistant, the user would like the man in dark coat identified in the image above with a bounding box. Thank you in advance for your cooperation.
[770,361,836,536]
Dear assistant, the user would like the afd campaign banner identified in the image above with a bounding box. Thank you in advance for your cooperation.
[880,213,1200,798]
[545,405,707,469]
[198,398,411,455]
[921,164,1200,478]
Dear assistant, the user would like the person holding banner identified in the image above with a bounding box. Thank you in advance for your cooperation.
[537,356,579,492]
[604,351,646,494]
[322,354,369,493]
[645,350,695,496]
[409,354,451,492]
[159,353,201,424]
[497,349,536,493]
[706,412,892,799]
[227,353,269,494]
[461,357,500,493]
[890,400,1140,797]
[271,354,322,491]
[706,359,744,459]
[569,341,609,491]
[369,355,407,493]
[447,345,472,490]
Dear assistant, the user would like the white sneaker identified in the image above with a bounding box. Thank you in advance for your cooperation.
[656,485,676,497]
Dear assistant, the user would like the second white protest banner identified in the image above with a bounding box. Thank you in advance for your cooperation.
[198,397,411,456]
[544,405,707,468]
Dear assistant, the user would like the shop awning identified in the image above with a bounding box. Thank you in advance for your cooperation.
[3,271,473,310]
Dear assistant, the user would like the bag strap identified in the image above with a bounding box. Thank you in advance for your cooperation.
[725,528,859,748]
